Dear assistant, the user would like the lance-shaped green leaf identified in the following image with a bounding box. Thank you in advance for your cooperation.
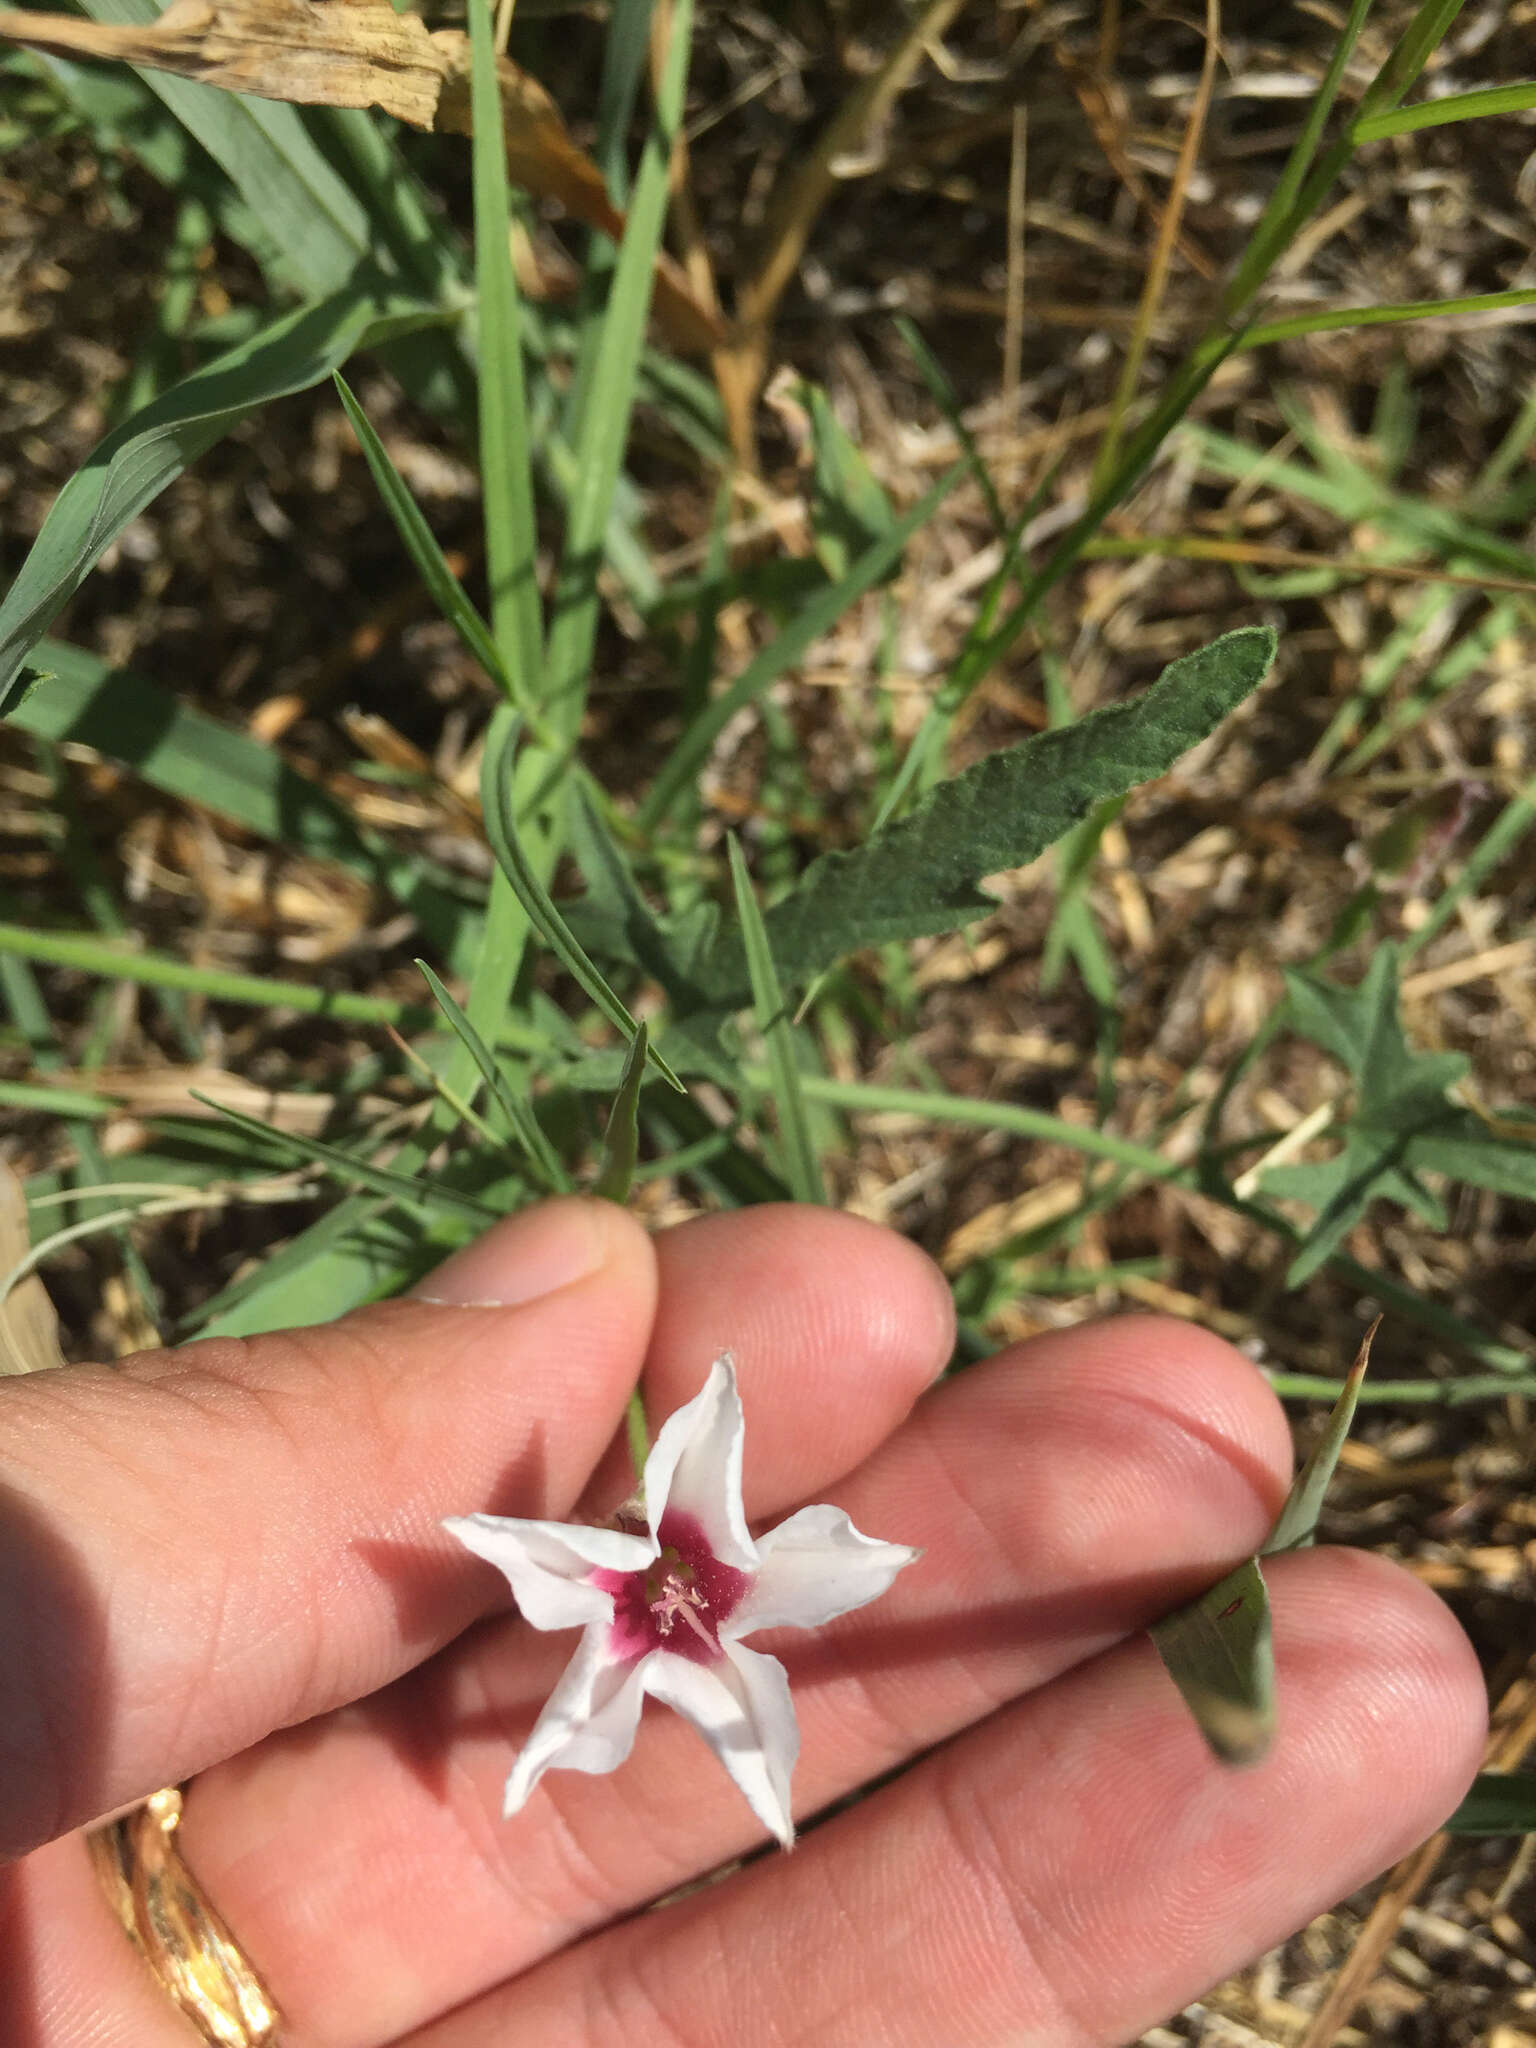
[1153,1327,1370,1765]
[0,921,428,1028]
[566,778,722,1005]
[10,639,370,866]
[727,835,825,1206]
[639,463,965,832]
[333,375,515,705]
[480,716,683,1092]
[1445,1773,1536,1835]
[1150,1556,1275,1768]
[416,962,569,1193]
[1263,1320,1376,1554]
[695,625,1277,1004]
[72,0,376,299]
[0,286,444,708]
[799,378,898,581]
[192,1095,498,1225]
[593,1022,648,1204]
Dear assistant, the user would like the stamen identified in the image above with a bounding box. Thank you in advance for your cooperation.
[649,1569,713,1646]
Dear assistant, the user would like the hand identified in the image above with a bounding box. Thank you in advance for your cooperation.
[1,1198,1484,2046]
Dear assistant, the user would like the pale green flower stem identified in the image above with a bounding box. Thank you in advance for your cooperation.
[625,1388,649,1503]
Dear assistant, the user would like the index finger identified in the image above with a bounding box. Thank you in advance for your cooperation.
[0,1198,656,1858]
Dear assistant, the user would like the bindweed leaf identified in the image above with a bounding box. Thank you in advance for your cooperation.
[1264,947,1536,1282]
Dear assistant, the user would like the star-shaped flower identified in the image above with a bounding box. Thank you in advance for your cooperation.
[444,1354,918,1847]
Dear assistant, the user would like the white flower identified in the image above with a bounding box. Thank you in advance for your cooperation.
[443,1354,918,1848]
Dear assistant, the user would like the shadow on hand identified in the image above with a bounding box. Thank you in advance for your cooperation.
[0,1477,108,2048]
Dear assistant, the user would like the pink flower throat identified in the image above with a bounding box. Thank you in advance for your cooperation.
[596,1510,751,1666]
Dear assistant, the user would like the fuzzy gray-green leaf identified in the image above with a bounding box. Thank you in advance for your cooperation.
[714,625,1277,1000]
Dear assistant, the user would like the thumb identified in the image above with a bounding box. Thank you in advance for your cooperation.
[0,1197,655,1861]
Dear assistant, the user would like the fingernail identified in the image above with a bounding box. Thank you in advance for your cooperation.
[412,1198,613,1308]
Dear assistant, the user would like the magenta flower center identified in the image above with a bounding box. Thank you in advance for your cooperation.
[595,1509,752,1665]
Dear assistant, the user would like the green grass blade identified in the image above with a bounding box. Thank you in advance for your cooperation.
[897,315,1007,538]
[332,372,516,703]
[193,1095,498,1223]
[482,714,684,1089]
[727,837,825,1205]
[193,1197,413,1336]
[1356,0,1470,125]
[10,640,372,868]
[0,921,429,1027]
[1356,79,1536,139]
[311,106,470,305]
[763,1072,1175,1179]
[1221,0,1374,314]
[202,858,546,1339]
[593,1021,649,1203]
[1402,775,1536,957]
[559,0,655,443]
[468,0,544,695]
[543,0,693,734]
[416,960,570,1191]
[0,288,444,708]
[1222,2,1464,333]
[1245,286,1536,348]
[0,1078,117,1119]
[74,0,373,298]
[639,462,964,831]
[1150,1556,1275,1766]
[1263,1322,1375,1554]
[594,0,654,200]
[959,326,1249,697]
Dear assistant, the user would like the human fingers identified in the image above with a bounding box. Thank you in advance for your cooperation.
[175,1317,1293,2047]
[4,1203,953,2048]
[0,1197,657,1859]
[405,1546,1486,2048]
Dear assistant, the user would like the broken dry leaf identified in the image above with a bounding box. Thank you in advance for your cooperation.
[0,0,724,351]
[0,1159,65,1376]
[0,0,445,125]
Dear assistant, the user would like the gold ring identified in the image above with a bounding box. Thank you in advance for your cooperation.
[88,1786,282,2047]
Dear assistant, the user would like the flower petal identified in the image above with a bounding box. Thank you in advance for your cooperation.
[443,1514,653,1632]
[640,1353,757,1571]
[727,1502,920,1636]
[503,1627,650,1816]
[644,1640,799,1848]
